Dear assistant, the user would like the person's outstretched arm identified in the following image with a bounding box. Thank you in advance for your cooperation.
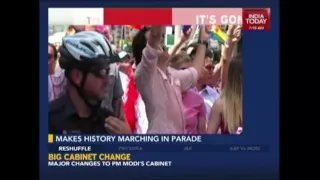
[221,25,242,89]
[134,26,164,94]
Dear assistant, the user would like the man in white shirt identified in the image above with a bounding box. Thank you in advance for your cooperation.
[119,71,148,134]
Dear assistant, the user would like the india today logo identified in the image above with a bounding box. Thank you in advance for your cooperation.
[242,8,270,31]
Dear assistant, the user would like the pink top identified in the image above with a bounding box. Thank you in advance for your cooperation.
[134,44,198,134]
[48,68,67,102]
[182,90,206,134]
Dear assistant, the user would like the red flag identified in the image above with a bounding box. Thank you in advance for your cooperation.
[124,66,138,132]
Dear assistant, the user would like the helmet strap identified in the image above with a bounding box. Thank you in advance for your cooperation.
[67,71,101,117]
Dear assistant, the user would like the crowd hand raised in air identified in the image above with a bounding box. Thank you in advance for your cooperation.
[192,25,210,79]
[148,26,164,49]
[227,25,242,43]
[169,26,192,57]
[222,25,242,60]
[220,25,242,89]
[200,25,210,42]
[105,116,132,134]
[180,27,192,43]
[147,25,171,63]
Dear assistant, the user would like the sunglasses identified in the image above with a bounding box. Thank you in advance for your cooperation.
[205,65,214,71]
[90,67,110,78]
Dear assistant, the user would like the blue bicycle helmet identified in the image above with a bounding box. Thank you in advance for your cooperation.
[59,31,120,71]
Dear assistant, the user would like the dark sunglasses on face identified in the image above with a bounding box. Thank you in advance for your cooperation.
[90,67,110,78]
[205,65,214,71]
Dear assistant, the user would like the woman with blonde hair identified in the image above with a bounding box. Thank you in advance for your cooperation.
[207,25,242,134]
[207,56,242,134]
[170,53,207,134]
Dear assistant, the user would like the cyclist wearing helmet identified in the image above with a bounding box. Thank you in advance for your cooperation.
[49,31,131,134]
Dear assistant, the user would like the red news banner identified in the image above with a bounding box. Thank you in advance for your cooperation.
[103,8,270,30]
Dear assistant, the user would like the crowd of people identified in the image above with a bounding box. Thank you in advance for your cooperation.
[48,25,242,135]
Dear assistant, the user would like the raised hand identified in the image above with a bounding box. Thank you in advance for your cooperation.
[148,26,164,49]
[199,25,210,42]
[227,25,237,35]
[181,27,192,42]
[227,25,242,43]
